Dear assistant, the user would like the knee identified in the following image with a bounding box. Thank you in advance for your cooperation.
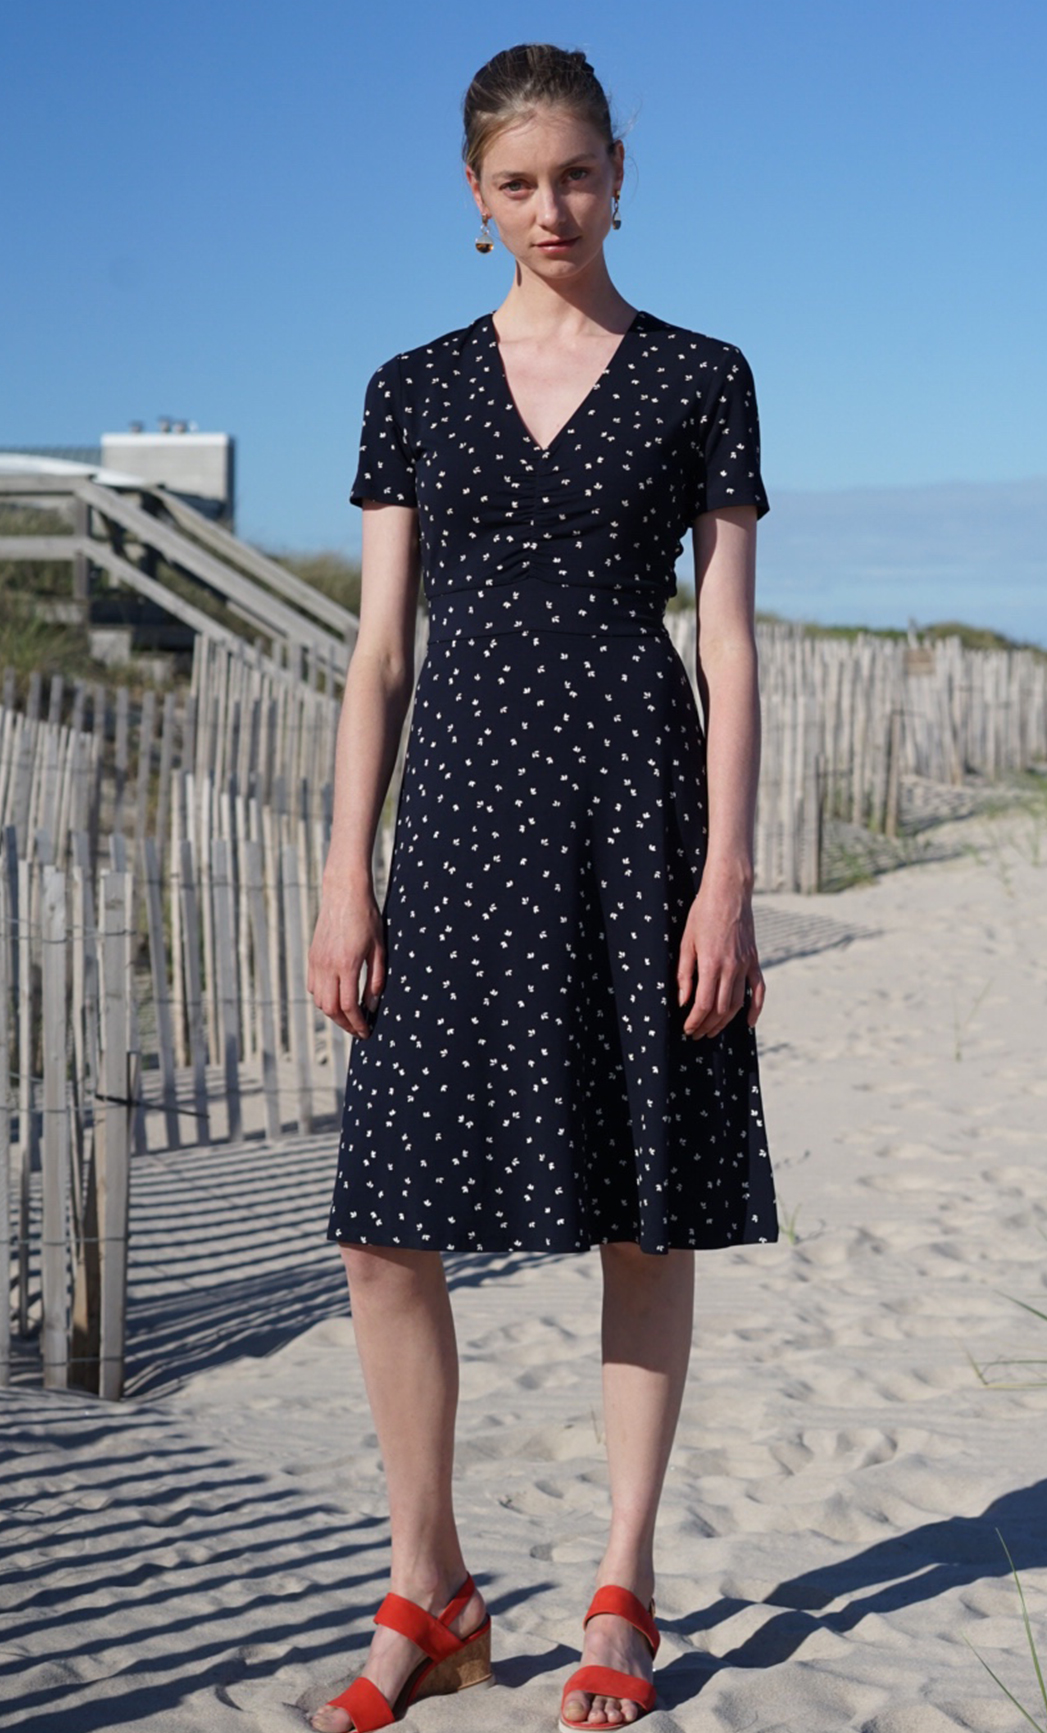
[601,1240,694,1291]
[601,1240,672,1275]
[339,1241,439,1300]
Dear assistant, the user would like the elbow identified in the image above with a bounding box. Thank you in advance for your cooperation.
[348,640,416,707]
[697,625,758,683]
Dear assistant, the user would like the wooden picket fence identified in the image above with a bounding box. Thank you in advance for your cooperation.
[668,617,1047,891]
[2,616,1046,1395]
[0,637,353,1396]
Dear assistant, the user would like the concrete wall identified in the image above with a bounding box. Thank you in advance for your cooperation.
[100,432,235,523]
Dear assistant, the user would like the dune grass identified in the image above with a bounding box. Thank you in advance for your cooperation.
[968,1292,1047,1389]
[965,1533,1047,1730]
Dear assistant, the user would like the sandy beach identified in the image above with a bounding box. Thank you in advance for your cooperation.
[4,800,1047,1733]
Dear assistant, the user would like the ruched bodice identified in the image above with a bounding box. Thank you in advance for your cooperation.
[351,311,768,639]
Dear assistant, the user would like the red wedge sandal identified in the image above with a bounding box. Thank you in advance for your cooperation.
[310,1575,492,1732]
[558,1586,659,1731]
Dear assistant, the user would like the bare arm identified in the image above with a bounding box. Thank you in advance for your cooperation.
[307,501,421,1036]
[676,505,765,1038]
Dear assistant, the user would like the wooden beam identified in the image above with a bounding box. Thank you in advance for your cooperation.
[77,480,345,660]
[157,490,357,643]
[0,537,85,560]
[0,474,82,496]
[87,540,243,649]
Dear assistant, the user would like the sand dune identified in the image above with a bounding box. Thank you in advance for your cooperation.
[4,803,1047,1732]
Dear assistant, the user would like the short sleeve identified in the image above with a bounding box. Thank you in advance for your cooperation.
[695,349,769,520]
[349,356,417,508]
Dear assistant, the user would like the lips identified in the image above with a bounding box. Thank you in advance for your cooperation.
[536,237,579,251]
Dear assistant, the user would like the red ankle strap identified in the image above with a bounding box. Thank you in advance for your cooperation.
[373,1575,477,1663]
[583,1586,659,1656]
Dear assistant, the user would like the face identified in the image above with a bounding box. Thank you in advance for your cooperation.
[467,105,623,281]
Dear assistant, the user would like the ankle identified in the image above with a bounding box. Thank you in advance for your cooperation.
[388,1561,474,1611]
[595,1554,655,1606]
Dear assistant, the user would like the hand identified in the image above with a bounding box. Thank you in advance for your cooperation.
[675,866,765,1040]
[307,880,386,1038]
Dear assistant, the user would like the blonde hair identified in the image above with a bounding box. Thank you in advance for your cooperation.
[462,43,618,177]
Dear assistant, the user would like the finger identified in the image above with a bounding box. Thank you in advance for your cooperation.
[366,943,386,1010]
[748,963,766,1026]
[714,963,746,1022]
[707,984,746,1038]
[339,967,370,1039]
[317,982,355,1035]
[675,935,696,1007]
[683,984,718,1038]
[687,963,745,1039]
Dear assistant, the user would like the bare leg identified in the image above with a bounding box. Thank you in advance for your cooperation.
[311,1246,486,1733]
[562,1243,695,1728]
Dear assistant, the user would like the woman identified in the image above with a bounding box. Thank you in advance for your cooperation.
[306,42,776,1733]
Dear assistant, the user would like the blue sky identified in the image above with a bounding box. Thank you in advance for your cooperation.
[3,0,1045,640]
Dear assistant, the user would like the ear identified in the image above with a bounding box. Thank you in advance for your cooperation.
[465,164,487,218]
[610,138,625,195]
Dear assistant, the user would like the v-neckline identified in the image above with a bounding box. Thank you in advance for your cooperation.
[487,310,643,455]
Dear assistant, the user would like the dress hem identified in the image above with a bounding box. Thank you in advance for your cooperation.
[326,1229,779,1256]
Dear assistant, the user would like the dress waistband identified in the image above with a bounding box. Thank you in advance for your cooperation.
[426,581,666,642]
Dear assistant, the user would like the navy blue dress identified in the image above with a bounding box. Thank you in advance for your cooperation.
[328,310,777,1254]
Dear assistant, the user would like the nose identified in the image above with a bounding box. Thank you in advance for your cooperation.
[536,180,570,229]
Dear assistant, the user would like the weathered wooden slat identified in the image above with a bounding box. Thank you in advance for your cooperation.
[169,774,187,1069]
[133,689,157,867]
[15,856,33,1335]
[211,837,242,1143]
[143,837,180,1149]
[114,687,130,837]
[155,691,177,871]
[178,839,210,1146]
[40,865,68,1389]
[197,776,219,1065]
[281,844,313,1135]
[233,789,253,1062]
[98,870,131,1401]
[0,536,90,560]
[244,839,282,1141]
[0,474,89,495]
[0,867,10,1387]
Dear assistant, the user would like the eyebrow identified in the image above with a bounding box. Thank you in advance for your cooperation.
[493,153,601,176]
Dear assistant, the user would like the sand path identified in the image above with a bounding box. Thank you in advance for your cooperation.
[4,806,1047,1732]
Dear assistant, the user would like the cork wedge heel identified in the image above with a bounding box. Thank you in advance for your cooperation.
[311,1575,492,1732]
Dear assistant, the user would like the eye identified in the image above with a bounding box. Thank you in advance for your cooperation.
[566,167,591,182]
[501,178,528,194]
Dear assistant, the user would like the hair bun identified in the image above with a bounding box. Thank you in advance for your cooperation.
[462,43,617,174]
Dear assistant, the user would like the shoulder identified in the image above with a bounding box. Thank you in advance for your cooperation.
[633,312,758,385]
[366,317,491,390]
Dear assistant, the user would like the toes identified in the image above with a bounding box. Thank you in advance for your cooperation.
[562,1687,642,1726]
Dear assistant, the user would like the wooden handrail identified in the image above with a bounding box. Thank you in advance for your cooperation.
[155,489,358,640]
[77,480,347,661]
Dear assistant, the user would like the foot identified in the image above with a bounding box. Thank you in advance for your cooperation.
[309,1578,487,1732]
[560,1599,655,1728]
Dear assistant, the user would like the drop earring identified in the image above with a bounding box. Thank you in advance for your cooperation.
[611,193,622,231]
[475,215,494,254]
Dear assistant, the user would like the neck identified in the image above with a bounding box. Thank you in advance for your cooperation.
[492,256,634,339]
